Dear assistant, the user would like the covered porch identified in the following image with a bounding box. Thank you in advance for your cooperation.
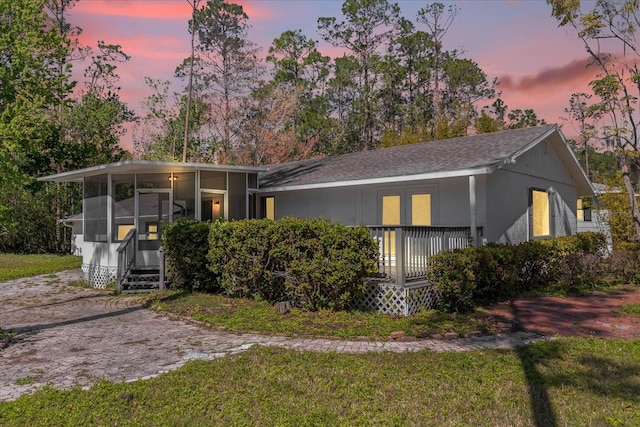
[363,225,481,315]
[39,161,265,289]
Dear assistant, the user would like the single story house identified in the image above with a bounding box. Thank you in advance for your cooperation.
[40,124,594,314]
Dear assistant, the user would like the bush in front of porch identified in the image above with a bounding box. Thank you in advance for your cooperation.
[163,217,379,311]
[427,232,619,313]
[162,219,220,293]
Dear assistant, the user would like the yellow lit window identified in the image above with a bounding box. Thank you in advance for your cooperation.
[147,223,158,240]
[577,199,583,221]
[265,197,275,220]
[117,224,134,241]
[411,194,431,226]
[382,195,400,225]
[382,195,400,257]
[532,190,550,237]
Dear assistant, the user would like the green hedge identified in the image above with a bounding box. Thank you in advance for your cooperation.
[427,232,608,313]
[208,217,379,311]
[163,218,220,293]
[208,218,284,301]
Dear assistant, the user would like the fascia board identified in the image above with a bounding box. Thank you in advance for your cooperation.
[38,160,267,182]
[258,166,493,193]
[496,125,558,169]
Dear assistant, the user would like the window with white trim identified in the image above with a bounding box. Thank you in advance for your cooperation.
[532,189,551,237]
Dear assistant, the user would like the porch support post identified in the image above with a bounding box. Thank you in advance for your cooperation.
[195,170,201,220]
[245,173,249,219]
[107,173,113,265]
[395,226,405,285]
[469,175,477,246]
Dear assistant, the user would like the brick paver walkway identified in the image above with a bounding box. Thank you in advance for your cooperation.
[0,270,545,402]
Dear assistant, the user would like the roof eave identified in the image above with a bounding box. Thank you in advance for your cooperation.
[492,125,595,197]
[258,166,493,193]
[497,125,559,169]
[38,160,268,183]
[558,131,596,197]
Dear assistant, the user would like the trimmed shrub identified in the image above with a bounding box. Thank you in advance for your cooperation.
[207,217,379,311]
[208,218,284,301]
[561,252,603,292]
[427,249,477,313]
[163,218,219,292]
[273,217,379,311]
[427,232,609,312]
[602,249,640,285]
[538,232,607,257]
[511,240,560,292]
[472,244,518,303]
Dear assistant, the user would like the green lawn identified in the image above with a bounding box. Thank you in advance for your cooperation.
[0,254,81,281]
[1,338,638,426]
[2,255,639,425]
[147,291,512,340]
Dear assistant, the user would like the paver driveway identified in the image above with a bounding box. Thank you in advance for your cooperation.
[1,270,544,402]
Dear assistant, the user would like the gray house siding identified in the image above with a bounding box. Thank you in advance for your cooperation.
[485,141,578,244]
[265,186,361,225]
[261,176,487,230]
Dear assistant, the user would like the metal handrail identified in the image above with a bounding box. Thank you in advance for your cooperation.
[116,228,136,293]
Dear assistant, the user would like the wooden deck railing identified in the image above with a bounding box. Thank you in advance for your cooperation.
[367,225,480,285]
[116,228,136,293]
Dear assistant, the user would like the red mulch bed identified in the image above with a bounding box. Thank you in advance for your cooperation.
[489,285,640,340]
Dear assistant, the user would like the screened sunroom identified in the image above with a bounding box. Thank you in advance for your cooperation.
[39,161,265,289]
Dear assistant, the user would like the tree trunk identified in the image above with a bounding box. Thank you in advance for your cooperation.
[182,0,199,163]
[618,153,640,245]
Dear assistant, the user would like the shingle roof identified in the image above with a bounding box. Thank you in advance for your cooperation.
[260,125,559,189]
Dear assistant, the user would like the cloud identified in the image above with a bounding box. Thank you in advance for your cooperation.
[73,0,274,21]
[497,57,598,92]
[73,0,190,19]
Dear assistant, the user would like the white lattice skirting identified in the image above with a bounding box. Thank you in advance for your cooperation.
[361,281,440,316]
[82,264,117,289]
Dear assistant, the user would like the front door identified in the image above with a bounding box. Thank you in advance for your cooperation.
[200,191,226,221]
[135,189,171,267]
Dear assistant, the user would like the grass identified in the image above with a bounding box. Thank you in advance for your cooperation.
[2,256,640,425]
[620,303,640,316]
[14,376,38,386]
[0,338,638,426]
[146,291,512,340]
[0,254,81,281]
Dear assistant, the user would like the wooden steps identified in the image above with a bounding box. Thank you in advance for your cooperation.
[121,267,162,293]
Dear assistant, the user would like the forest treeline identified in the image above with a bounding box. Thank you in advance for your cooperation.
[1,0,638,253]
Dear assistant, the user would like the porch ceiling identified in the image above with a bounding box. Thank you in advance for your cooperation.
[38,160,267,183]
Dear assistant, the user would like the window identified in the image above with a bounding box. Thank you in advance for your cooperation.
[577,199,591,222]
[577,199,583,221]
[532,189,550,237]
[411,194,431,226]
[381,195,400,258]
[264,196,275,220]
[382,195,400,225]
[147,223,159,240]
[117,224,135,241]
[112,175,134,242]
[84,175,108,242]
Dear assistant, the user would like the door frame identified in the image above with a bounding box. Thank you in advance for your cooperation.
[134,188,172,266]
[199,189,228,221]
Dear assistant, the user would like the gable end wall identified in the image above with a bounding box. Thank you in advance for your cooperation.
[486,140,578,244]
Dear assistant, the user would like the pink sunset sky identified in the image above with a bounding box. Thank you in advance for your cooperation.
[68,0,600,152]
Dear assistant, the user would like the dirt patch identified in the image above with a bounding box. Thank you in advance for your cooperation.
[489,286,640,340]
